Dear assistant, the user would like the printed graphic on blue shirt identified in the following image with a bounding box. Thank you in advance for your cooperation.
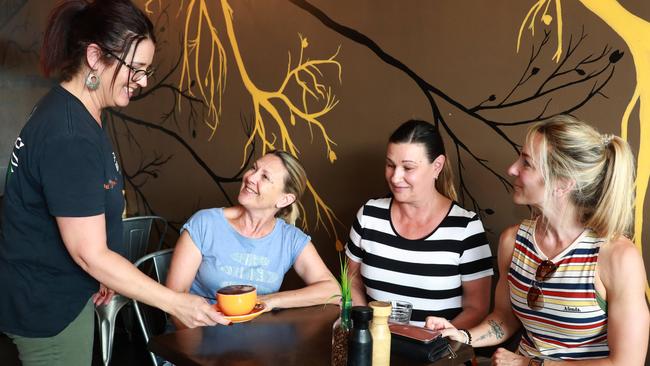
[182,208,310,300]
[219,252,281,293]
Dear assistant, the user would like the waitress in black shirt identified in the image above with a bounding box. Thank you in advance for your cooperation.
[0,1,227,364]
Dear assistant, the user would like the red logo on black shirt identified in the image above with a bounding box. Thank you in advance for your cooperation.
[103,179,117,190]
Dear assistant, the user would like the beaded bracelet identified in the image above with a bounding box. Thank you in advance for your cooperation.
[458,329,472,345]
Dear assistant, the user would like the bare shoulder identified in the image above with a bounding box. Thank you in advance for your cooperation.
[496,224,520,267]
[499,224,519,243]
[498,224,519,251]
[599,236,646,288]
[600,236,643,268]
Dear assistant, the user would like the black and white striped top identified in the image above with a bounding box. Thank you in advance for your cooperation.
[345,198,493,326]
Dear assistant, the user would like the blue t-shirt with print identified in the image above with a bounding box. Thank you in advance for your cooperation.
[182,208,310,300]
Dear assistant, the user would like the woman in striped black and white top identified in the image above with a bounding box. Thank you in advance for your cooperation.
[427,115,649,366]
[346,120,494,328]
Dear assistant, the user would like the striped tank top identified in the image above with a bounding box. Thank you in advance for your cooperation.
[508,219,609,360]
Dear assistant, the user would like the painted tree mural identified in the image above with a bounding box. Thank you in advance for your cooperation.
[130,1,620,221]
[518,0,650,301]
[110,0,643,263]
[115,0,345,247]
[1,0,647,301]
[102,1,650,299]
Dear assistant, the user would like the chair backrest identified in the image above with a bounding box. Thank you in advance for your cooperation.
[133,247,174,284]
[121,216,168,263]
[132,248,174,366]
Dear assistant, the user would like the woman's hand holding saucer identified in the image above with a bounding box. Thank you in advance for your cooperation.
[171,292,231,327]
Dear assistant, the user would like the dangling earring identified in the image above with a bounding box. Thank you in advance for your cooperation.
[85,71,100,90]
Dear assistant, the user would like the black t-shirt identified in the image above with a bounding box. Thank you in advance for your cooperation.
[0,86,124,337]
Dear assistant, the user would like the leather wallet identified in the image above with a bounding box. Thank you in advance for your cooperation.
[390,324,452,362]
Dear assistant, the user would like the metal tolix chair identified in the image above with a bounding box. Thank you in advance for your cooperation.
[132,248,174,366]
[94,215,168,366]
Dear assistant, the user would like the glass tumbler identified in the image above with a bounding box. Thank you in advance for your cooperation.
[388,300,413,324]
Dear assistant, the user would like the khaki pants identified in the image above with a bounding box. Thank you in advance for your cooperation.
[6,298,94,366]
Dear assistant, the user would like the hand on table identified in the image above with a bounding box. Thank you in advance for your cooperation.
[491,347,530,366]
[171,293,231,327]
[92,283,115,306]
[424,316,465,343]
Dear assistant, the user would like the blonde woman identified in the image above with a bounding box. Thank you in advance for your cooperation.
[166,151,338,329]
[426,115,649,365]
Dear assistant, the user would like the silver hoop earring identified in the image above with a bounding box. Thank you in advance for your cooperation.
[85,71,100,90]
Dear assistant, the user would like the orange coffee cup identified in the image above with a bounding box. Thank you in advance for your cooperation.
[216,285,257,316]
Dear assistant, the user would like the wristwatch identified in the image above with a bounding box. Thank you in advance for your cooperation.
[528,357,544,366]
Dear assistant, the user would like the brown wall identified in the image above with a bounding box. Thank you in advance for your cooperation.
[1,0,649,360]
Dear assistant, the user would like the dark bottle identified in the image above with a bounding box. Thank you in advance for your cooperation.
[347,306,373,366]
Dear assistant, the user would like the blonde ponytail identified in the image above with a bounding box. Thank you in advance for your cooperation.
[280,202,301,226]
[269,151,307,226]
[584,136,635,240]
[529,115,635,241]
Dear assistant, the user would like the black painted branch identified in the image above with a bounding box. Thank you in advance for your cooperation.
[108,109,244,205]
[288,0,519,154]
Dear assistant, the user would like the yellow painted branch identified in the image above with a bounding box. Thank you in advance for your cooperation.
[578,0,650,303]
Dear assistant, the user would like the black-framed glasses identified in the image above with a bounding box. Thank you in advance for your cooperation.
[104,49,154,82]
[527,259,558,310]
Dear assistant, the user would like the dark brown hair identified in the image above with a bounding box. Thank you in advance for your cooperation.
[388,119,458,201]
[41,0,155,85]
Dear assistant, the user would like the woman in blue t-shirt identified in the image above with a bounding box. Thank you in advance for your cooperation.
[166,151,339,329]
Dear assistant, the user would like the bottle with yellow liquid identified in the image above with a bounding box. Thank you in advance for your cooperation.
[369,301,392,366]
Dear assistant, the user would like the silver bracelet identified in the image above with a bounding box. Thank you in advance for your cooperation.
[458,329,472,345]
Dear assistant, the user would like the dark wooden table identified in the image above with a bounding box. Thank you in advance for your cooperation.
[149,304,473,366]
[148,305,474,366]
